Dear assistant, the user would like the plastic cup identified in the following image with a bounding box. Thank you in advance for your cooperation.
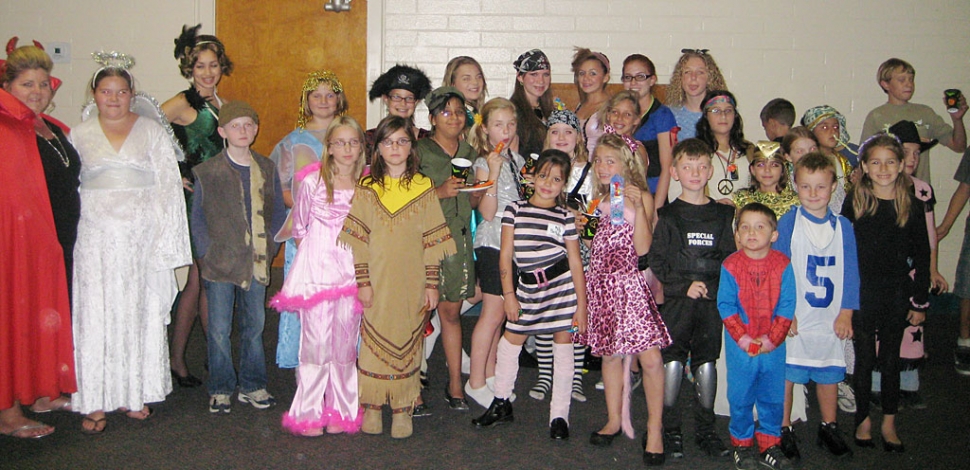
[945,89,962,113]
[451,157,472,183]
[581,214,600,240]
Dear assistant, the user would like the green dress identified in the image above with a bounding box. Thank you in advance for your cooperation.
[416,138,477,302]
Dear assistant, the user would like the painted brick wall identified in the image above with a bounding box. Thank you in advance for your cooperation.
[0,0,215,126]
[369,0,970,280]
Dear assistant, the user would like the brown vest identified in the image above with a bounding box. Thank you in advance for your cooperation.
[194,150,278,288]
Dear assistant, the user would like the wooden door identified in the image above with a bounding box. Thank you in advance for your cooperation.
[216,0,367,156]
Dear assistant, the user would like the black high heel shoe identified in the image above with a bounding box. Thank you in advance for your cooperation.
[589,429,622,447]
[171,369,202,388]
[883,440,905,453]
[472,398,513,427]
[641,431,666,466]
[854,437,875,448]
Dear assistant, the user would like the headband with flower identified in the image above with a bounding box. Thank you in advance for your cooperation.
[602,124,640,154]
[297,70,343,129]
[2,37,63,92]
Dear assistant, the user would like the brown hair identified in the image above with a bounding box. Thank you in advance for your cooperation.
[571,47,609,104]
[781,126,817,156]
[596,90,641,135]
[442,56,487,112]
[91,67,134,92]
[672,138,713,164]
[364,116,420,191]
[793,151,837,184]
[665,51,727,108]
[2,45,53,86]
[179,36,233,79]
[736,202,778,231]
[877,58,915,84]
[852,134,912,227]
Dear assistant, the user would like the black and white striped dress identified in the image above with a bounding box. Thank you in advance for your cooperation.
[501,201,578,335]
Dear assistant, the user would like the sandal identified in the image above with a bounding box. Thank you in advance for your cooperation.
[81,416,107,435]
[29,396,72,414]
[1,423,54,439]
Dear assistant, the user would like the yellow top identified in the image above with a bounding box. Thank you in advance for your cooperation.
[367,174,434,213]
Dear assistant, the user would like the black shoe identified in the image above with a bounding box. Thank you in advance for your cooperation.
[733,446,758,470]
[550,417,569,440]
[816,422,852,458]
[589,429,622,447]
[780,426,800,462]
[411,403,432,417]
[472,398,513,427]
[760,445,795,470]
[643,450,665,467]
[854,437,875,448]
[883,440,905,453]
[696,431,730,458]
[664,429,684,458]
[171,369,202,388]
[900,390,927,410]
[445,388,469,411]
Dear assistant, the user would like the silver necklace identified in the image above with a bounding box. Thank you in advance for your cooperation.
[39,132,71,168]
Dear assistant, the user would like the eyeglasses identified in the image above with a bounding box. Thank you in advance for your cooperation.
[380,137,412,148]
[329,139,361,148]
[388,94,416,104]
[706,107,735,116]
[621,73,653,83]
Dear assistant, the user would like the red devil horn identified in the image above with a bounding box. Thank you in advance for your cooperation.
[6,37,19,55]
[32,40,44,51]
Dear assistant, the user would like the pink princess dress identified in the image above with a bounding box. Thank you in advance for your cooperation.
[270,162,362,434]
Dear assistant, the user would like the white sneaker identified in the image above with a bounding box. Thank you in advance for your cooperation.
[837,381,856,413]
[238,389,277,409]
[209,394,231,414]
[464,381,493,408]
[594,379,604,390]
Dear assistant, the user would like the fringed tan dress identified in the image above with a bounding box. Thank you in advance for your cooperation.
[339,174,456,412]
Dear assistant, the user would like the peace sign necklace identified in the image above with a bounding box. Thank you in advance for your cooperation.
[715,148,739,195]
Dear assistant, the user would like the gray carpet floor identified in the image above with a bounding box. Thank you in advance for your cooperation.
[3,270,968,469]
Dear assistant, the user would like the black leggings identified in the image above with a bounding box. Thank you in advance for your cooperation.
[853,287,909,428]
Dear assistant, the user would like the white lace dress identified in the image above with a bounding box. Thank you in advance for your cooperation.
[69,116,191,414]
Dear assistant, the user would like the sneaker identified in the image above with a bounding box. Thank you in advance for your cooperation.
[209,394,231,414]
[664,429,685,458]
[900,391,927,410]
[759,445,794,470]
[238,389,277,409]
[594,379,605,390]
[779,426,800,462]
[816,422,852,458]
[631,370,643,391]
[955,346,970,376]
[411,403,432,417]
[733,446,758,470]
[837,381,856,413]
[696,431,730,457]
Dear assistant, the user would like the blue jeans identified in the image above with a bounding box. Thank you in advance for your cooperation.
[205,278,268,395]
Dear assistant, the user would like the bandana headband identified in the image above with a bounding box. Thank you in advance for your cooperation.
[513,49,550,73]
[802,105,855,155]
[547,109,581,132]
[602,124,640,154]
[703,95,735,110]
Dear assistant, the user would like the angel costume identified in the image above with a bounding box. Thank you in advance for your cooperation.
[70,116,191,413]
[339,174,455,414]
[271,163,362,434]
[270,128,325,368]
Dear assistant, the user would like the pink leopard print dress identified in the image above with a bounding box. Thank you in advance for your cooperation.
[576,212,670,356]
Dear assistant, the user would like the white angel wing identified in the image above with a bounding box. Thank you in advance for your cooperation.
[80,92,186,162]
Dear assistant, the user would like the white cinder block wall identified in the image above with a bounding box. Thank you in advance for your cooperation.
[369,0,970,281]
[0,0,215,127]
[3,0,969,280]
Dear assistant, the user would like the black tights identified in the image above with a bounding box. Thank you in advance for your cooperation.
[853,289,908,428]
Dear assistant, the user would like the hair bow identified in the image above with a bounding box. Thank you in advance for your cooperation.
[603,124,640,154]
[681,48,710,55]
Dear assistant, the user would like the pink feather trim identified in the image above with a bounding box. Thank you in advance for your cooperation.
[281,406,364,435]
[269,285,360,312]
[295,161,323,183]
